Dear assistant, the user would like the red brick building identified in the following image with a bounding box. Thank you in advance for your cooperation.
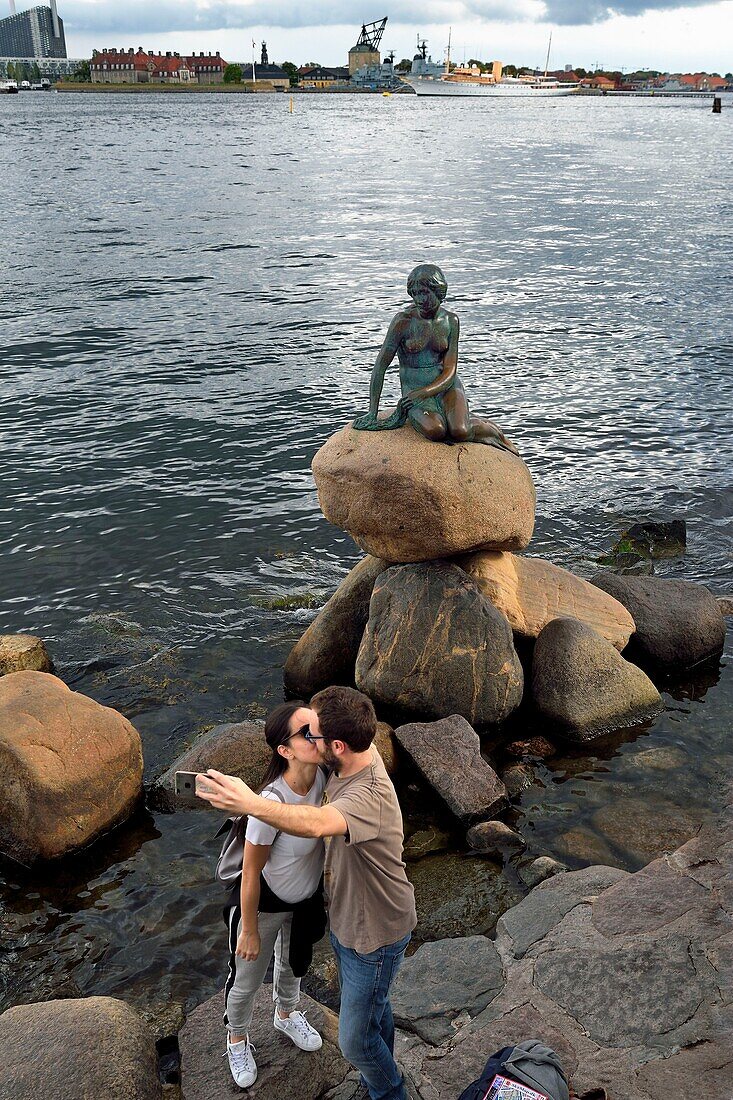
[90,48,227,84]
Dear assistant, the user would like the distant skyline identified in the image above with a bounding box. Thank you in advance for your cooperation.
[6,1,733,71]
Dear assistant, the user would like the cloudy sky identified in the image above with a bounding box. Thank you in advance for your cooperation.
[33,1,733,71]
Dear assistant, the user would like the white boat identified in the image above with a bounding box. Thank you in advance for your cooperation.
[406,63,578,97]
[0,80,19,94]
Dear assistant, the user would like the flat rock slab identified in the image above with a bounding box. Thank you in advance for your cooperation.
[459,551,635,650]
[531,618,662,741]
[284,555,389,697]
[591,572,726,671]
[357,563,523,727]
[0,671,143,863]
[0,996,161,1100]
[0,634,52,675]
[392,936,504,1045]
[153,720,270,812]
[180,988,348,1100]
[312,424,535,563]
[395,715,507,825]
[398,794,733,1100]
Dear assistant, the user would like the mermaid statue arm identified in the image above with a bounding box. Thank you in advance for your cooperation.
[368,316,402,415]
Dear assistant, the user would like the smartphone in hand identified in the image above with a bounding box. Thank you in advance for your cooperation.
[174,770,215,806]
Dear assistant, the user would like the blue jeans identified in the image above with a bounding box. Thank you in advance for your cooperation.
[330,931,411,1100]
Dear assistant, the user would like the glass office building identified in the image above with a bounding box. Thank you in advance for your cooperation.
[0,5,67,59]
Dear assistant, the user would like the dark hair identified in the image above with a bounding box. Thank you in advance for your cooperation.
[234,700,305,842]
[310,686,377,752]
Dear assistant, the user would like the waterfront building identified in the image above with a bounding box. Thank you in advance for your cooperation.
[239,61,290,90]
[348,17,386,75]
[298,65,349,88]
[90,48,227,84]
[0,2,66,59]
[0,54,79,78]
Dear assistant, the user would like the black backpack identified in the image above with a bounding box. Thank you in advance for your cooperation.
[457,1047,515,1100]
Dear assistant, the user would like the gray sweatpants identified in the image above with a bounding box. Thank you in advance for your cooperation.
[224,908,301,1036]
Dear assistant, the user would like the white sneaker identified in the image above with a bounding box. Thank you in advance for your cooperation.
[273,1008,323,1051]
[226,1036,258,1088]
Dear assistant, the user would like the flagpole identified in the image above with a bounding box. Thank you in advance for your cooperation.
[251,39,256,85]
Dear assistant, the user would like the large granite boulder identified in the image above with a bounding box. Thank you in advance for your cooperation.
[284,555,389,696]
[459,551,635,650]
[179,987,349,1100]
[0,634,52,676]
[531,618,662,741]
[397,809,733,1097]
[0,671,143,863]
[394,715,507,824]
[312,424,535,563]
[0,996,161,1100]
[356,563,523,726]
[591,572,726,671]
[392,936,504,1045]
[153,719,270,812]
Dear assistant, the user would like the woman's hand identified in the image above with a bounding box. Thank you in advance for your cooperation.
[196,770,258,815]
[397,392,417,413]
[237,929,261,962]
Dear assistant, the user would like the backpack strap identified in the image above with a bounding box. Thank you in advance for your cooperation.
[260,785,286,845]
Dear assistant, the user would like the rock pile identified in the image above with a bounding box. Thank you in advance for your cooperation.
[290,427,725,749]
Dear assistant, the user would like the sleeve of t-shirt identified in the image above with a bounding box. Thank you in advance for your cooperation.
[245,790,281,847]
[329,779,382,845]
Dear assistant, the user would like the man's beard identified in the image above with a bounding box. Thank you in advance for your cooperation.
[320,742,339,770]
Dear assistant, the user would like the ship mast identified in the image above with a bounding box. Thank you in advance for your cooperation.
[445,26,452,74]
[544,30,552,77]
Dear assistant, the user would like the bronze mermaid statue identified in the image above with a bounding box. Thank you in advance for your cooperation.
[354,264,517,454]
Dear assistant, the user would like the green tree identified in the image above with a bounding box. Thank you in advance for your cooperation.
[6,61,15,81]
[395,57,412,71]
[30,61,41,81]
[72,59,90,82]
[223,63,242,83]
[467,58,487,71]
[280,60,298,85]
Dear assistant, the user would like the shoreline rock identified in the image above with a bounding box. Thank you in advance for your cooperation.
[153,720,270,812]
[394,715,508,825]
[356,562,523,726]
[459,551,635,650]
[312,424,535,563]
[0,634,52,676]
[283,555,389,697]
[0,671,143,863]
[531,618,663,741]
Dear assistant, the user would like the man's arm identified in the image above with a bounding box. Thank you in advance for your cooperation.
[197,770,348,839]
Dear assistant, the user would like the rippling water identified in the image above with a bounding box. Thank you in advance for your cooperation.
[1,92,731,1018]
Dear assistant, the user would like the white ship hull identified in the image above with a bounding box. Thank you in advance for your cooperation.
[405,76,578,97]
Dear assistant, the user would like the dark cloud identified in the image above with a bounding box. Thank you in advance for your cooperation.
[542,0,717,24]
[59,0,724,34]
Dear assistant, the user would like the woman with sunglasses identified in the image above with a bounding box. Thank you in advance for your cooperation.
[223,700,326,1089]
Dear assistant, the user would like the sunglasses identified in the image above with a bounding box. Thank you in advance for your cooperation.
[295,724,325,744]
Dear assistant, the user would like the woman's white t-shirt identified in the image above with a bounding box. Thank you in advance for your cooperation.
[245,770,326,904]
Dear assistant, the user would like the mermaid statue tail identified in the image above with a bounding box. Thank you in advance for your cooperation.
[353,405,409,431]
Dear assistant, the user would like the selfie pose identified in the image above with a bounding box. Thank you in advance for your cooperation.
[200,686,417,1100]
[219,701,327,1088]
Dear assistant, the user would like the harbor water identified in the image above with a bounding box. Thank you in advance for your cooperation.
[1,91,731,1016]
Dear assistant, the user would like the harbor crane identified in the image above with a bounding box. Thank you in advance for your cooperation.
[355,17,388,51]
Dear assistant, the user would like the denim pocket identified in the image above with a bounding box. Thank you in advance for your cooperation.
[353,946,383,964]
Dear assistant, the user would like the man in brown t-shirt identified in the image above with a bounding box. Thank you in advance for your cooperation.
[199,686,416,1100]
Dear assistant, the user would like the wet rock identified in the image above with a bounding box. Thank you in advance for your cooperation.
[554,826,621,869]
[179,987,348,1100]
[392,936,504,1045]
[312,423,535,563]
[459,551,635,650]
[356,562,523,726]
[0,634,52,676]
[0,671,143,864]
[466,820,526,857]
[0,996,161,1100]
[394,715,507,825]
[620,519,687,560]
[501,763,535,799]
[532,619,662,741]
[373,721,398,776]
[608,553,654,576]
[628,745,688,772]
[591,572,726,672]
[403,826,452,862]
[153,719,270,812]
[592,797,702,863]
[408,850,523,941]
[520,856,568,888]
[283,555,388,696]
[716,595,733,617]
[506,736,556,760]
